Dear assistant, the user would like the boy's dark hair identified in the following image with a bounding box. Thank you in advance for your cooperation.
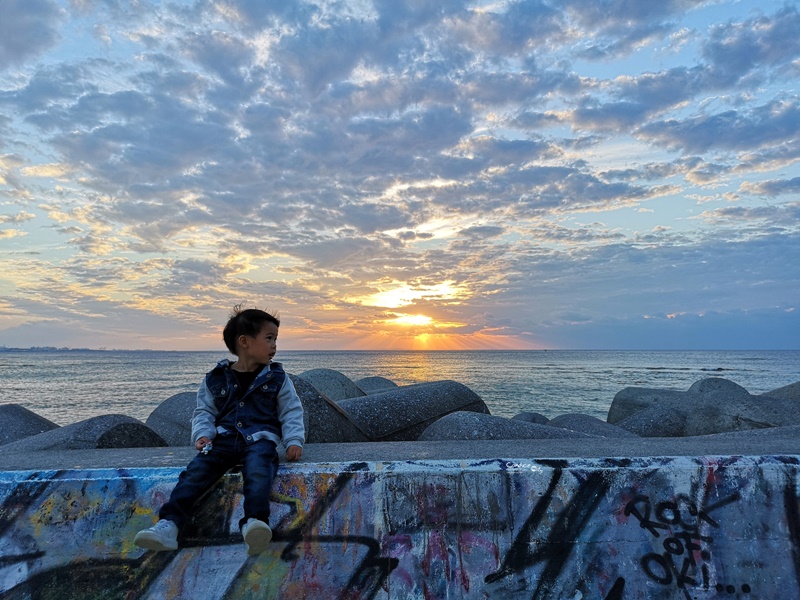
[223,305,280,355]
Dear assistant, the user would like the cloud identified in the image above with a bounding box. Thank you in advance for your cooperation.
[339,201,415,234]
[702,5,800,86]
[0,64,99,114]
[277,17,379,95]
[739,178,800,197]
[459,225,505,239]
[560,6,800,137]
[0,211,35,223]
[0,229,27,239]
[448,1,565,56]
[282,236,390,270]
[563,0,709,59]
[20,163,70,178]
[615,67,707,111]
[180,30,255,86]
[696,201,800,225]
[0,0,64,71]
[638,98,800,153]
[0,0,798,350]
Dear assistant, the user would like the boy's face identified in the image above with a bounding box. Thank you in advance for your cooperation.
[238,321,279,364]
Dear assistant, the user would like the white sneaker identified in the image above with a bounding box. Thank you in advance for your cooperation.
[134,519,179,551]
[242,518,272,556]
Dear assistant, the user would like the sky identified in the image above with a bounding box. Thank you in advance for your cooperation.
[0,0,798,351]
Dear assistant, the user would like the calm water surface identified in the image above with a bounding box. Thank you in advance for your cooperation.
[1,349,797,425]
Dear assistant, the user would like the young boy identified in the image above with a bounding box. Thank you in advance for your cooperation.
[134,306,304,556]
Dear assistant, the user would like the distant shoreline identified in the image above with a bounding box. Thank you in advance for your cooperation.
[1,347,798,353]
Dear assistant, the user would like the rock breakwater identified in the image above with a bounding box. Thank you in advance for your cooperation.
[2,366,799,453]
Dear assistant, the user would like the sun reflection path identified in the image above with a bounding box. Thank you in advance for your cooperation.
[339,331,539,351]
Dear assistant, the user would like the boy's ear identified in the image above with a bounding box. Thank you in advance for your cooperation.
[237,334,249,349]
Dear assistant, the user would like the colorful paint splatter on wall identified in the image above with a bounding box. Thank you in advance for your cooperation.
[1,455,799,599]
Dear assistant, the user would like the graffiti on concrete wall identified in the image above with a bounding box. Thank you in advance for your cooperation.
[623,491,745,598]
[1,455,800,599]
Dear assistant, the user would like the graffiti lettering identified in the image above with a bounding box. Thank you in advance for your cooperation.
[625,492,743,599]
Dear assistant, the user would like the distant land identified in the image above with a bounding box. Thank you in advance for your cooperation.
[0,346,123,352]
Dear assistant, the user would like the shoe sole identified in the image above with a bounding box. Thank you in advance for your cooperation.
[134,532,178,552]
[244,525,272,556]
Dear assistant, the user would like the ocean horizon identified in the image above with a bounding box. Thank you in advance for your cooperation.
[2,348,797,428]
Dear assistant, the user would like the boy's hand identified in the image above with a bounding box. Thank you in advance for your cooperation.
[195,436,212,452]
[286,445,303,461]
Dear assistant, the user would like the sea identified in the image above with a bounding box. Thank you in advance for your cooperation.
[1,349,798,427]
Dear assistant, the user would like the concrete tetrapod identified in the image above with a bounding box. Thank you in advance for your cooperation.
[354,376,398,394]
[418,411,605,441]
[614,390,800,437]
[607,377,751,424]
[291,374,371,443]
[546,413,640,438]
[296,368,367,402]
[761,381,800,400]
[0,414,167,451]
[0,404,60,446]
[337,380,490,442]
[145,391,197,447]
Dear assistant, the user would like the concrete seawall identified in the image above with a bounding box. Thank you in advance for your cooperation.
[3,438,800,599]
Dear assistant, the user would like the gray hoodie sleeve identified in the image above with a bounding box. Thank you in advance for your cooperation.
[277,375,305,448]
[191,379,219,444]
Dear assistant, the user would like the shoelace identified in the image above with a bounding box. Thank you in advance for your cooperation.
[152,521,174,532]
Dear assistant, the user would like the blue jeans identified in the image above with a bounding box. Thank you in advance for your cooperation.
[159,433,279,531]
